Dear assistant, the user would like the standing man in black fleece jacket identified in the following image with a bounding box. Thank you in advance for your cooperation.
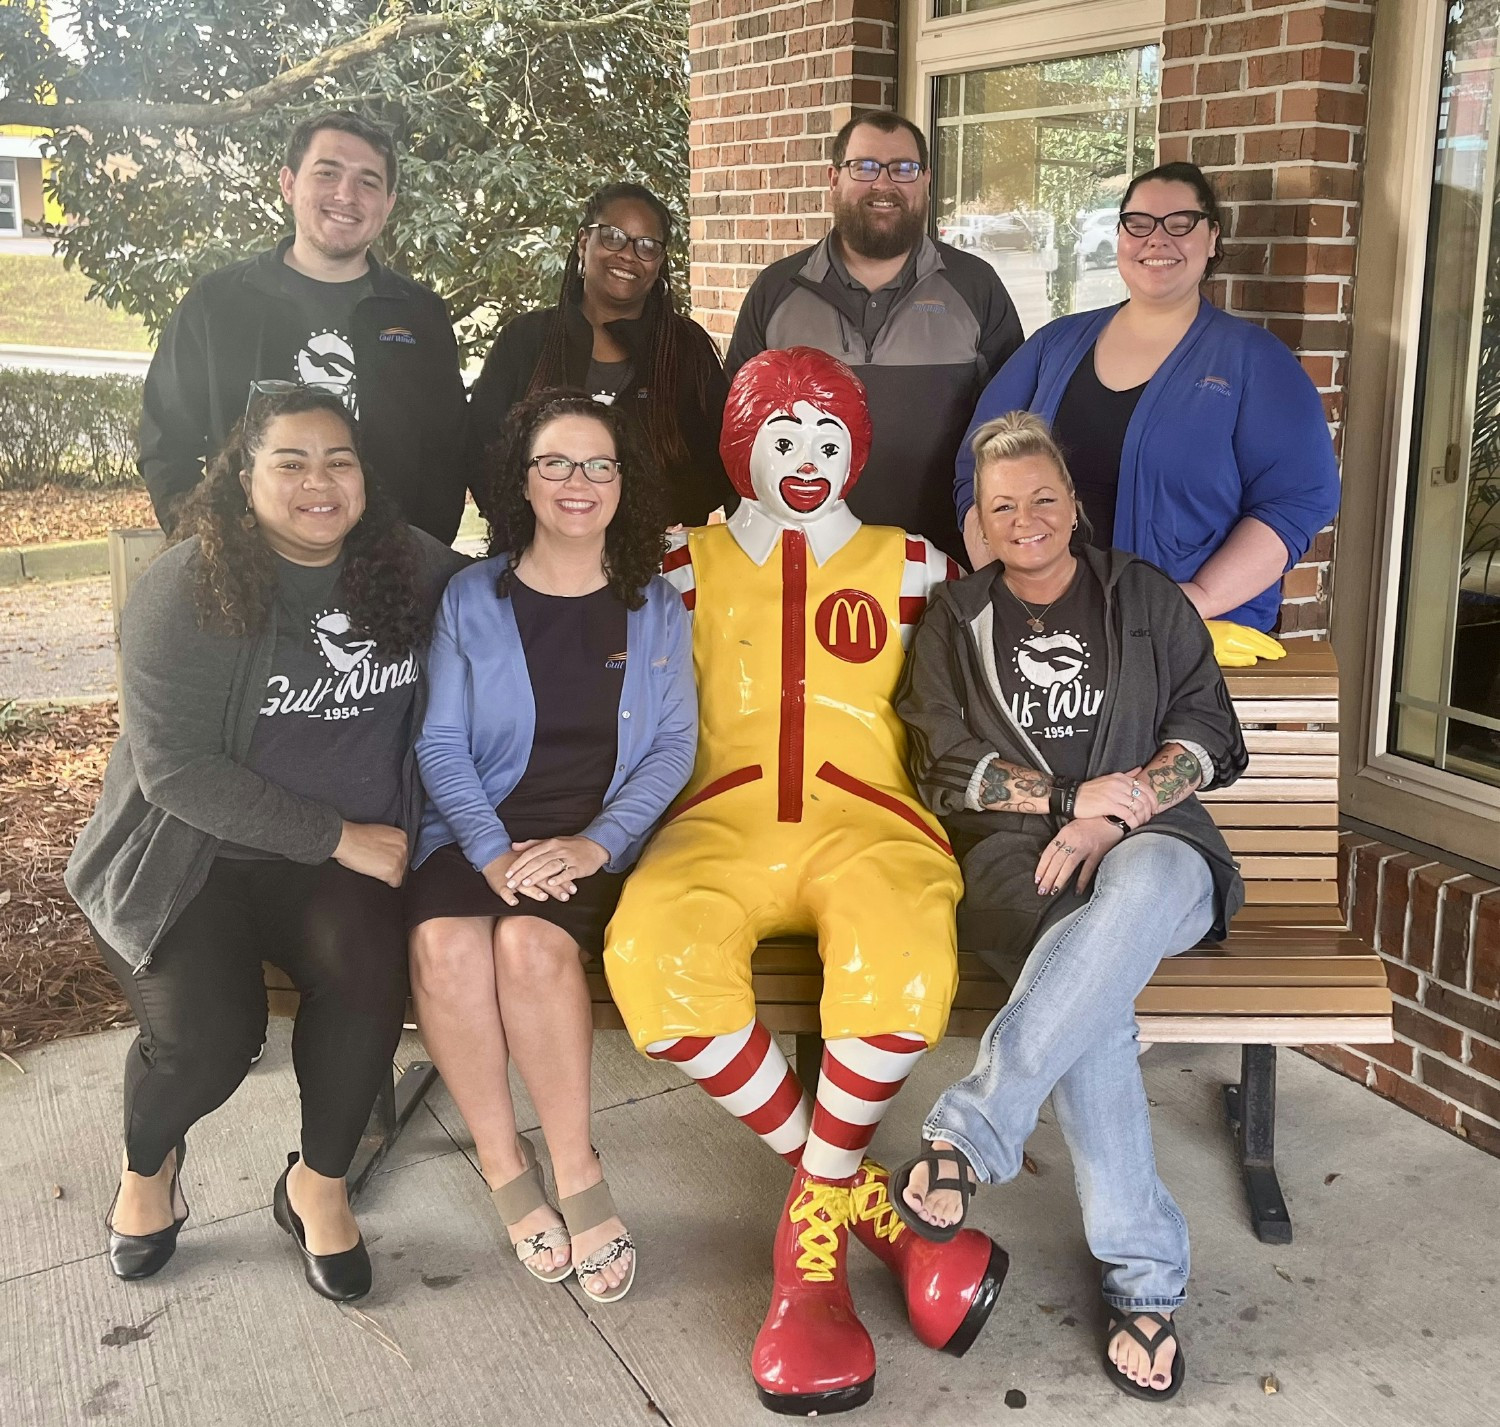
[726,110,1024,564]
[139,111,472,544]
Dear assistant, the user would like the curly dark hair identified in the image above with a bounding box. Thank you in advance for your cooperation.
[483,390,666,611]
[174,387,431,657]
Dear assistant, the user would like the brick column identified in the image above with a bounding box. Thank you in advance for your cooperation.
[686,0,899,347]
[1157,0,1373,640]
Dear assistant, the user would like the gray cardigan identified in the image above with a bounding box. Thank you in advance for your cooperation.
[66,530,467,970]
[894,546,1248,977]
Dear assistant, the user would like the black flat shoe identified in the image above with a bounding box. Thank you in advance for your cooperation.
[106,1141,189,1281]
[272,1152,371,1302]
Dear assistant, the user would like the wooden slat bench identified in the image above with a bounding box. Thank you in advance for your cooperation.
[575,642,1391,1246]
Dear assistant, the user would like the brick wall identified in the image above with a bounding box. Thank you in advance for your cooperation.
[1157,0,1374,640]
[1307,836,1500,1158]
[687,0,899,347]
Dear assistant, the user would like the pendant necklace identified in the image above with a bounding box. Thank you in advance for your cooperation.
[1005,581,1061,634]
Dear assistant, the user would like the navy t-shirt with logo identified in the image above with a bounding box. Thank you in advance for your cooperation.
[276,262,371,416]
[991,562,1108,782]
[494,575,629,841]
[224,554,418,856]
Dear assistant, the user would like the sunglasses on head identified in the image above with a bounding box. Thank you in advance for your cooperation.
[244,379,347,421]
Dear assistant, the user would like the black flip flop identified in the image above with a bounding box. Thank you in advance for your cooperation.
[1103,1310,1185,1401]
[889,1143,979,1243]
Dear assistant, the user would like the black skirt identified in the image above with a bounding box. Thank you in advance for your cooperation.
[405,842,625,959]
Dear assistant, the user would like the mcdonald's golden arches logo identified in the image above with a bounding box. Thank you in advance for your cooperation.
[814,588,888,663]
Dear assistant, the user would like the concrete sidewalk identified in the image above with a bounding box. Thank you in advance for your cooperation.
[2,1025,1496,1426]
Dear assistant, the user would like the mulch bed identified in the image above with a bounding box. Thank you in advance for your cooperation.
[0,484,156,549]
[0,701,132,1057]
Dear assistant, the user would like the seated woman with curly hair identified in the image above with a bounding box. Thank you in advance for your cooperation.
[408,391,696,1304]
[67,387,465,1302]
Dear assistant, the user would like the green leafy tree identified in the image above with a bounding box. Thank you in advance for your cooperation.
[0,0,688,356]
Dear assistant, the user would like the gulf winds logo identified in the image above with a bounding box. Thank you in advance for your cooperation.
[1007,629,1102,735]
[295,328,358,416]
[259,609,419,721]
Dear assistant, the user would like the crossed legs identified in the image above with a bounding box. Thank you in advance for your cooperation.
[899,833,1215,1392]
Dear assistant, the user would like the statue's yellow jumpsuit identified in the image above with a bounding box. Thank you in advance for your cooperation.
[604,519,963,1050]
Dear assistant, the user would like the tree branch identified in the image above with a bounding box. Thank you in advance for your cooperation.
[0,0,656,130]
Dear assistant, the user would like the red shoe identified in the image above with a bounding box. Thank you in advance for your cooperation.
[847,1157,1008,1356]
[752,1167,876,1415]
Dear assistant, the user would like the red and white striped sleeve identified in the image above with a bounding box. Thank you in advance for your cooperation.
[898,535,962,646]
[660,531,697,612]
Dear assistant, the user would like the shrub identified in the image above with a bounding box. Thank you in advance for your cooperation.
[0,368,143,490]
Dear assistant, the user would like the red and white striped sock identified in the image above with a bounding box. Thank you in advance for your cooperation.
[647,1021,811,1163]
[801,1033,928,1182]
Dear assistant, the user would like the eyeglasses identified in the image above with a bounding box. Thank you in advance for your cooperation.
[244,379,346,420]
[584,223,667,262]
[836,158,926,184]
[529,454,622,484]
[1118,209,1212,238]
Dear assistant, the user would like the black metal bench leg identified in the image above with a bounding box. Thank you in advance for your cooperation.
[1222,1044,1293,1245]
[347,1060,441,1204]
[794,1032,823,1097]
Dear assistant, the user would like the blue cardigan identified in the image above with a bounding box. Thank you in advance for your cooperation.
[954,299,1341,630]
[414,558,697,874]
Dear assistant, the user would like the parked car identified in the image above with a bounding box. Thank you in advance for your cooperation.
[1075,207,1120,271]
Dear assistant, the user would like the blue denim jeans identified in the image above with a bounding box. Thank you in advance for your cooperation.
[925,832,1215,1311]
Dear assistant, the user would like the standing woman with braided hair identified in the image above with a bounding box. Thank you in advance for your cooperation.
[469,183,734,526]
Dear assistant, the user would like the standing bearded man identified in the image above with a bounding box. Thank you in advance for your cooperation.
[726,110,1023,564]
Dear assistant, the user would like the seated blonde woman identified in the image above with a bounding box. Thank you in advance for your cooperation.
[893,411,1248,1399]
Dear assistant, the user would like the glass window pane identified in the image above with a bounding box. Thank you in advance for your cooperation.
[1390,3,1500,789]
[934,0,1030,16]
[930,45,1160,336]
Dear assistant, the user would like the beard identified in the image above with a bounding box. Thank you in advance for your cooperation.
[833,188,928,261]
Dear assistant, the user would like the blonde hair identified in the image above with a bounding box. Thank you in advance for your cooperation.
[970,410,1075,495]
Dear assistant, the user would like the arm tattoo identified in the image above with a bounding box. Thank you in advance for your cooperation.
[979,760,1052,813]
[1145,750,1203,811]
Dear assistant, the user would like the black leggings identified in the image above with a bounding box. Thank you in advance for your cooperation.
[95,857,408,1179]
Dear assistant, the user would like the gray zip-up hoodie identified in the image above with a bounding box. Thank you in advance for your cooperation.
[894,545,1247,977]
[65,530,466,970]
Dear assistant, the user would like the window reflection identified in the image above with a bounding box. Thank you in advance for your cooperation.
[931,47,1160,337]
[1392,3,1500,788]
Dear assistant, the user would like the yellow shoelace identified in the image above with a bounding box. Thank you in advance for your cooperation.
[789,1180,852,1283]
[849,1162,905,1245]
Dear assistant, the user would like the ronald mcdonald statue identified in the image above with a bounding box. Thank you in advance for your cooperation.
[605,347,1008,1414]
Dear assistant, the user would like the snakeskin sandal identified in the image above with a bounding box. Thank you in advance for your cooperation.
[558,1176,635,1305]
[490,1135,572,1284]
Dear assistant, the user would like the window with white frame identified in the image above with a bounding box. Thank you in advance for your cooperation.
[1389,3,1500,794]
[0,159,20,235]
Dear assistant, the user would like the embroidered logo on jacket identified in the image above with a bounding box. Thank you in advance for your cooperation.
[911,300,947,315]
[605,650,628,670]
[378,327,417,344]
[1194,374,1232,396]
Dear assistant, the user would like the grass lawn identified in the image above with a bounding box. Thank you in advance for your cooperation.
[0,254,153,353]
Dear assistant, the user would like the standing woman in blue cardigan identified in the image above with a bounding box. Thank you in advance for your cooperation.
[955,162,1340,664]
[408,392,696,1305]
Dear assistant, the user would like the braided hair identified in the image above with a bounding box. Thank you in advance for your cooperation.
[526,183,720,476]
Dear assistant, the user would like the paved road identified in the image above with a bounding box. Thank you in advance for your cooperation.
[0,344,151,377]
[0,575,115,702]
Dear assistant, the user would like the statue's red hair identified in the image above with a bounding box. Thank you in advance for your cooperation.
[719,346,872,501]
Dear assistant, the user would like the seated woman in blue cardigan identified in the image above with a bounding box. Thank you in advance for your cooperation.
[408,392,696,1305]
[955,161,1341,666]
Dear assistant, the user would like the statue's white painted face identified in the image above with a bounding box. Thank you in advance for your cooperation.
[746,400,853,528]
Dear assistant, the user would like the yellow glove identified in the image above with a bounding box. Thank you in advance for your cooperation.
[1204,620,1287,668]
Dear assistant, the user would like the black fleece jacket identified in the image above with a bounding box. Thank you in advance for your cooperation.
[139,237,472,543]
[467,294,735,526]
[895,546,1248,974]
